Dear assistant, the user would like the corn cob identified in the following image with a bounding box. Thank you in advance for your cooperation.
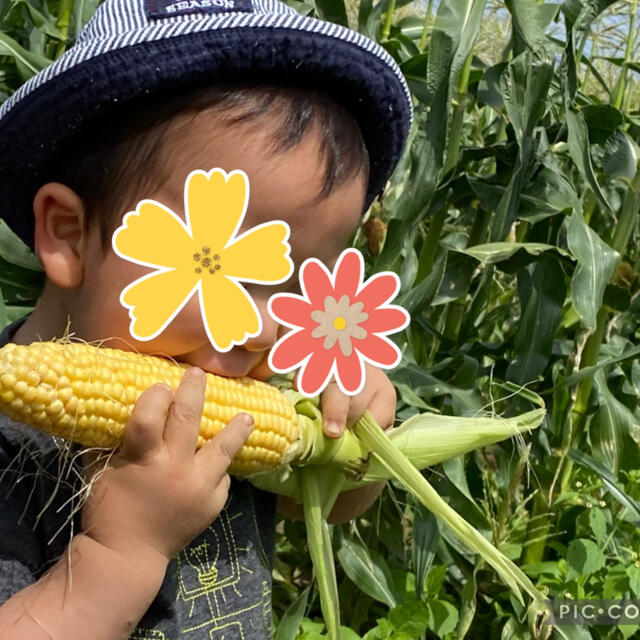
[0,340,299,476]
[0,340,545,483]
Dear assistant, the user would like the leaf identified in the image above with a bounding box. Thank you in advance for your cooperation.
[400,54,430,104]
[12,0,64,39]
[396,247,446,315]
[312,0,348,26]
[507,0,555,54]
[477,63,507,109]
[455,242,568,265]
[275,586,311,640]
[520,562,562,578]
[300,618,326,638]
[566,539,606,578]
[470,168,580,224]
[336,531,398,608]
[457,567,478,638]
[561,344,640,387]
[581,104,624,144]
[425,564,448,596]
[0,285,7,329]
[590,369,640,474]
[603,284,631,312]
[627,565,640,597]
[441,455,492,529]
[73,0,103,36]
[396,383,434,411]
[432,251,476,305]
[378,0,487,267]
[618,623,639,640]
[0,255,44,305]
[551,624,595,640]
[493,54,554,239]
[411,500,439,598]
[501,52,554,148]
[565,212,618,330]
[601,564,629,599]
[427,599,459,636]
[0,31,51,79]
[284,0,315,15]
[568,449,640,523]
[507,255,566,384]
[562,0,618,102]
[0,220,42,270]
[566,109,613,213]
[520,168,581,220]
[388,600,430,637]
[588,508,606,546]
[398,235,419,293]
[536,2,561,32]
[603,130,638,180]
[301,470,341,638]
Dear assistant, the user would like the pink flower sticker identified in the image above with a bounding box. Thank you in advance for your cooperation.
[268,248,410,397]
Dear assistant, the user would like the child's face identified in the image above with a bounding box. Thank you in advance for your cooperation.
[68,109,366,380]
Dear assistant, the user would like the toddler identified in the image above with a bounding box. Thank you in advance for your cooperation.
[0,0,412,637]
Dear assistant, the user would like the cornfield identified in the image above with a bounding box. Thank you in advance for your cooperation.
[1,0,639,638]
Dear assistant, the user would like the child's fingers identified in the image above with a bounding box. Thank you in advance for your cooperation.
[320,380,350,438]
[196,413,254,484]
[163,367,207,458]
[119,382,174,461]
[366,388,396,431]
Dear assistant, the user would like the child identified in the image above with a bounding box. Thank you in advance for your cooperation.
[0,0,412,637]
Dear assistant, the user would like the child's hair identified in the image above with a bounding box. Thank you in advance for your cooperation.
[41,82,370,252]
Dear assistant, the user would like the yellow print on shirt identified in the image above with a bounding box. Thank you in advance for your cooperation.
[132,487,272,639]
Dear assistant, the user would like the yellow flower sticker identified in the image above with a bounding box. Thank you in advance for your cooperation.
[112,168,293,352]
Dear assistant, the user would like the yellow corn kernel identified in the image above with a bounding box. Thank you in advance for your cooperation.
[0,341,299,477]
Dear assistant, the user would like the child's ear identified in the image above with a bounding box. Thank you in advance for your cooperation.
[33,182,87,289]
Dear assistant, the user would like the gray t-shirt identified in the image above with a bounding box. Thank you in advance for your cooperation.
[0,316,277,639]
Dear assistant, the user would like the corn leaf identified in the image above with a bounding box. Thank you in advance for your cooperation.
[565,211,619,330]
[493,53,554,239]
[568,449,640,524]
[378,0,486,269]
[411,501,438,598]
[275,585,311,640]
[312,0,348,27]
[0,220,42,270]
[590,369,640,474]
[0,31,51,78]
[454,242,569,265]
[566,109,613,213]
[336,529,398,608]
[507,255,566,385]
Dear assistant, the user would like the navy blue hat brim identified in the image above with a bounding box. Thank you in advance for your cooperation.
[0,28,411,250]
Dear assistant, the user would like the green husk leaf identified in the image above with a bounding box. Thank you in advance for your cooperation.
[345,408,544,488]
[353,411,546,608]
[301,467,341,640]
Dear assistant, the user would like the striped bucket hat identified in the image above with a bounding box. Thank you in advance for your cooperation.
[0,0,413,250]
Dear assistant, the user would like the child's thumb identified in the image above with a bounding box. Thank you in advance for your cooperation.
[197,412,254,481]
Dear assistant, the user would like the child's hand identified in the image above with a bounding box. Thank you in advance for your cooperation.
[80,367,254,563]
[277,364,396,524]
[319,363,396,438]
